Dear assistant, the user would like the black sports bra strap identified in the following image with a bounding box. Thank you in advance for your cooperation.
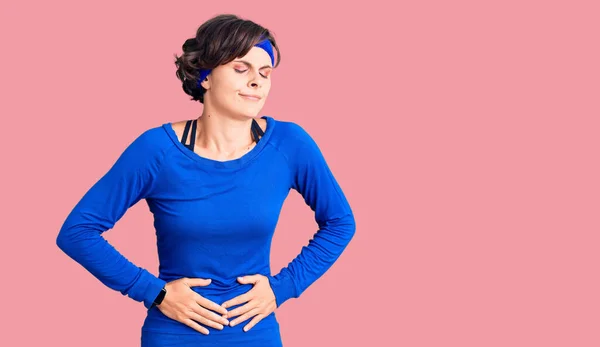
[181,120,192,148]
[251,125,259,143]
[251,119,264,142]
[253,119,264,136]
[190,118,197,150]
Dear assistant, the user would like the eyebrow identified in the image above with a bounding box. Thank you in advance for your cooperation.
[234,60,273,70]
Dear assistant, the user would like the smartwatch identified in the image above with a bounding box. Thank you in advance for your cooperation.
[150,287,167,308]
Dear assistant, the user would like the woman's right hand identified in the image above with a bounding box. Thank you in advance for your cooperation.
[156,277,230,335]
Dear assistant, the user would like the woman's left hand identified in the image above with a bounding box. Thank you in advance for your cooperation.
[220,274,277,332]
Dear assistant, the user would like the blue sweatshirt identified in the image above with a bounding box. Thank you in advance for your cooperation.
[56,115,356,340]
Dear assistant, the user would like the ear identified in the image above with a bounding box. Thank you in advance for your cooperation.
[199,77,210,90]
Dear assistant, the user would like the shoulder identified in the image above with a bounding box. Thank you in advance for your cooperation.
[168,119,190,143]
[269,118,325,168]
[115,123,174,170]
[128,124,172,152]
[270,118,316,148]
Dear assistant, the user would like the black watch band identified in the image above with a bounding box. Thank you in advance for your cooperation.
[151,287,167,308]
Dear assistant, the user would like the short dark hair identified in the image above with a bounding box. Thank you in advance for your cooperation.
[174,14,282,103]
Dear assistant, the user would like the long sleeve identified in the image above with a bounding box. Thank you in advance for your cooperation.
[56,128,169,309]
[267,123,356,308]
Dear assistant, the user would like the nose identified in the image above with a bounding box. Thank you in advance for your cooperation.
[248,79,262,89]
[248,71,264,89]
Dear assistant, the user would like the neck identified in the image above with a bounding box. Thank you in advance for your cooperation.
[195,110,256,156]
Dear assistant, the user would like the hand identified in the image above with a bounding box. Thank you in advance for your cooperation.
[156,277,230,335]
[220,274,277,332]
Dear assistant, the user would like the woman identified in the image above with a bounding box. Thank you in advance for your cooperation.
[56,14,356,346]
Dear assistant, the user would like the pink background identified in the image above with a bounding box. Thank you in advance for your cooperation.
[1,0,599,346]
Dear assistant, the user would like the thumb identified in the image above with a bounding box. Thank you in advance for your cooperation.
[187,278,212,287]
[237,275,260,284]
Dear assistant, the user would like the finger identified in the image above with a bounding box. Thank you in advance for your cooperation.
[181,318,210,335]
[226,301,257,319]
[191,305,230,326]
[188,311,224,330]
[186,278,212,287]
[196,294,228,315]
[221,292,253,310]
[237,275,262,284]
[230,307,261,327]
[243,314,266,332]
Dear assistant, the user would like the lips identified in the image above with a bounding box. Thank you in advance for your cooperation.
[239,93,262,101]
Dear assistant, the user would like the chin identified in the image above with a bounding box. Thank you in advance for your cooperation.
[238,109,262,119]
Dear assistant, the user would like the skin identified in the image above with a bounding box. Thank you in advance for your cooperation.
[158,45,278,335]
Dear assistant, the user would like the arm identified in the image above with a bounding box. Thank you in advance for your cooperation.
[267,124,356,308]
[56,129,168,309]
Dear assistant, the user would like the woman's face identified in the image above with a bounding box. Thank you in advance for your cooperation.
[202,46,273,119]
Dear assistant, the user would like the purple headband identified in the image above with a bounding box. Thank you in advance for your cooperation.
[196,38,275,89]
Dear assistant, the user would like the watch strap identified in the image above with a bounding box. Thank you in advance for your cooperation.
[150,287,167,308]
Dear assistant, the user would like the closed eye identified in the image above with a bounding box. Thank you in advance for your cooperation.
[235,69,269,79]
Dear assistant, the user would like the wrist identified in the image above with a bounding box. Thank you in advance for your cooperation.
[150,287,167,308]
